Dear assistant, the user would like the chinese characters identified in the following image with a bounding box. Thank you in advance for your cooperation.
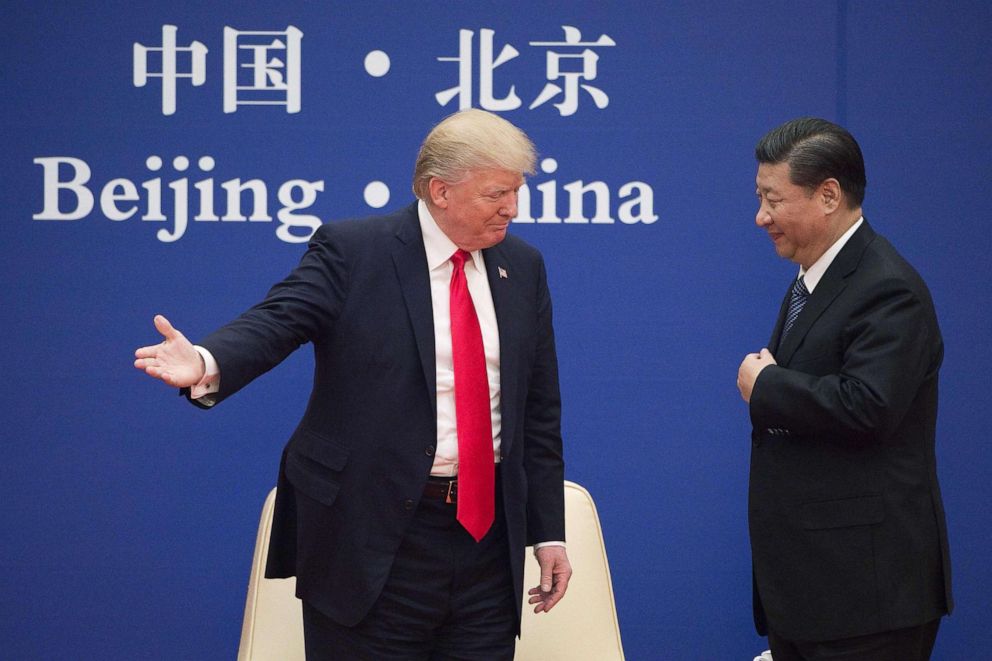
[133,25,303,115]
[436,25,616,117]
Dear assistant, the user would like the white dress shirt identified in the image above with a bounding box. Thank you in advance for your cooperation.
[417,200,502,476]
[799,217,864,292]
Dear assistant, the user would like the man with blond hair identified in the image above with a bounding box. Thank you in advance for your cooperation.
[135,109,571,659]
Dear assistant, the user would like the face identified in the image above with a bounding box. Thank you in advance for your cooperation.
[429,168,523,251]
[755,161,834,269]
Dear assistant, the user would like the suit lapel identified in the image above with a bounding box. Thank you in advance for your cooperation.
[775,222,876,365]
[390,207,437,413]
[769,285,791,354]
[483,243,518,460]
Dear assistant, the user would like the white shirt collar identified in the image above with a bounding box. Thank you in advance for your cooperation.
[800,216,864,292]
[417,199,485,273]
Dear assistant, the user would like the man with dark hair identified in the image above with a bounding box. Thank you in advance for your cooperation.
[738,117,952,660]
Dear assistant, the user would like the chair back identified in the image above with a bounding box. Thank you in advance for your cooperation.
[237,488,304,661]
[238,481,624,660]
[516,480,625,660]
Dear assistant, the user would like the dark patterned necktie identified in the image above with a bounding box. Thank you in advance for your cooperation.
[782,275,810,339]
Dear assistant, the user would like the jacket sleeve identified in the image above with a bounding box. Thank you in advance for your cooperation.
[750,276,941,445]
[194,223,350,405]
[522,255,567,544]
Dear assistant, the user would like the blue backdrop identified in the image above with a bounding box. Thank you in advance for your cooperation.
[3,2,990,658]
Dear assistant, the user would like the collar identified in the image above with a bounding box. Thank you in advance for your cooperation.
[417,199,485,273]
[800,216,864,292]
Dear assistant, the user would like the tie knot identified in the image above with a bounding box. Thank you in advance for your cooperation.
[793,275,809,298]
[450,249,471,270]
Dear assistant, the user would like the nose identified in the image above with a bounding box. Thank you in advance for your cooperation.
[755,203,771,227]
[500,191,518,219]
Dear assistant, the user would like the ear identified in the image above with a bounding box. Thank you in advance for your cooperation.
[428,178,448,209]
[818,178,842,213]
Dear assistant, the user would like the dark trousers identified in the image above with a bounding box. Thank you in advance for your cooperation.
[303,481,516,661]
[768,618,941,661]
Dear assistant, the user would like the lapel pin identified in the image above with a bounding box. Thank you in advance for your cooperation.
[498,266,508,279]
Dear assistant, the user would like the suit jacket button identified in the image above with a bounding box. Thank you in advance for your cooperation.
[425,446,435,456]
[403,499,415,511]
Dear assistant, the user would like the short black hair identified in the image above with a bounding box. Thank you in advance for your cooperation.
[755,117,866,207]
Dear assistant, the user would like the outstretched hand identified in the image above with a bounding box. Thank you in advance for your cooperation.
[134,315,204,388]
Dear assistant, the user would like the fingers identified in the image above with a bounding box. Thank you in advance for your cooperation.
[528,549,572,613]
[540,569,553,594]
[153,314,177,340]
[134,351,184,387]
[759,347,773,359]
[135,316,173,360]
[133,357,169,382]
[528,588,551,612]
[134,359,163,382]
[527,578,569,613]
[134,344,159,359]
[134,316,176,361]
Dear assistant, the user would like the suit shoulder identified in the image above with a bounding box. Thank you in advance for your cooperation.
[310,203,418,246]
[853,232,941,336]
[861,232,933,299]
[499,232,545,263]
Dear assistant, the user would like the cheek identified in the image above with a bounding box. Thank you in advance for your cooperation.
[786,217,811,243]
[481,206,502,224]
[777,214,797,236]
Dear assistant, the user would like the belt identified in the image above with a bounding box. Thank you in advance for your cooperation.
[423,476,458,504]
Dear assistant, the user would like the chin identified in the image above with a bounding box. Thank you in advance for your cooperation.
[485,229,508,246]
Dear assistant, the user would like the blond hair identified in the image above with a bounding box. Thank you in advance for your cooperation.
[412,109,537,199]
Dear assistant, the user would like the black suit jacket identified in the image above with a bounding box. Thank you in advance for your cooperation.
[748,221,952,641]
[196,203,565,627]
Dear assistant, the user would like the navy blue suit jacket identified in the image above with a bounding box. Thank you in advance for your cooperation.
[197,203,565,627]
[749,221,952,641]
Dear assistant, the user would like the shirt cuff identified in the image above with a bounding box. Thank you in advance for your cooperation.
[533,541,566,554]
[190,346,220,402]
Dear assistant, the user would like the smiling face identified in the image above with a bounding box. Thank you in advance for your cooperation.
[755,161,839,269]
[428,168,524,252]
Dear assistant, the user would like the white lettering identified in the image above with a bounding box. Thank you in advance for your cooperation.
[513,157,657,226]
[515,184,535,223]
[160,176,188,242]
[32,153,656,243]
[276,180,325,243]
[563,180,611,224]
[141,156,166,221]
[617,182,658,224]
[193,156,218,221]
[33,157,94,220]
[100,179,140,221]
[535,157,561,223]
[221,179,271,221]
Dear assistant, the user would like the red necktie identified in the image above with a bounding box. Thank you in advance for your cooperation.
[449,249,495,541]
